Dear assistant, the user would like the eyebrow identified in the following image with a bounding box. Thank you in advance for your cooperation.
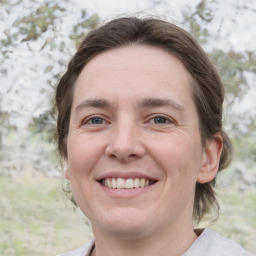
[75,99,111,111]
[75,97,184,112]
[138,98,184,112]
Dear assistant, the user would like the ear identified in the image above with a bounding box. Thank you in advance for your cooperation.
[197,133,223,184]
[64,160,70,180]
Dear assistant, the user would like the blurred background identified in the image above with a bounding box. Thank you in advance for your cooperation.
[0,0,256,255]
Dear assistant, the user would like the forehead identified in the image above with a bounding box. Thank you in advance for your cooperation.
[73,45,195,109]
[79,44,191,78]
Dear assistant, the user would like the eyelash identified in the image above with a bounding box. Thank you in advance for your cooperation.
[82,116,109,126]
[147,115,175,125]
[81,115,175,126]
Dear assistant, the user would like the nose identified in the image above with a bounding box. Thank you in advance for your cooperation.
[105,120,145,162]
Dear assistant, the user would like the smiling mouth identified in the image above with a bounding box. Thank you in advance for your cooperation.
[100,177,157,189]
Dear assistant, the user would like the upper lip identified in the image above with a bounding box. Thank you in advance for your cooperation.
[96,171,158,181]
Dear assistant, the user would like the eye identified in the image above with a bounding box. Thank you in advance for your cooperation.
[152,117,169,124]
[148,116,173,125]
[82,116,108,125]
[89,117,105,124]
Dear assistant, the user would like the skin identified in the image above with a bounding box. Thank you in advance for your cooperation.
[65,45,223,256]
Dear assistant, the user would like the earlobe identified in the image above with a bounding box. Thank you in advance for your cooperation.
[64,160,70,180]
[197,133,223,184]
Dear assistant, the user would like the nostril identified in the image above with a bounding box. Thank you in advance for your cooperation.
[109,154,117,159]
[129,154,137,158]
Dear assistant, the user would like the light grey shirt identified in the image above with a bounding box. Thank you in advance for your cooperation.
[57,228,253,256]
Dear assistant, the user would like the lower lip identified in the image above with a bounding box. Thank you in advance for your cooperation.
[97,182,156,198]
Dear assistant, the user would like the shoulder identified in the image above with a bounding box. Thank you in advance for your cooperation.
[182,228,247,256]
[57,239,95,256]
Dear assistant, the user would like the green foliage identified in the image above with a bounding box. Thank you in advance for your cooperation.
[70,12,100,48]
[211,188,256,251]
[29,105,56,144]
[182,0,256,163]
[182,0,213,44]
[1,176,255,255]
[0,1,255,254]
[189,20,209,44]
[26,8,100,149]
[14,2,65,42]
[232,131,256,161]
[1,1,66,47]
[0,0,9,5]
[210,50,250,101]
[1,0,255,166]
[0,176,93,256]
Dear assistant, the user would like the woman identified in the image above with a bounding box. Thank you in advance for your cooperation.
[56,17,249,256]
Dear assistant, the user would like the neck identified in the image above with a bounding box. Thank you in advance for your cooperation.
[91,221,198,256]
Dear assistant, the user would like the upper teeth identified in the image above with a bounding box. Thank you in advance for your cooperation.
[102,178,150,189]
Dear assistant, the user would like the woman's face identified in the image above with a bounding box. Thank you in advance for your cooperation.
[65,45,218,239]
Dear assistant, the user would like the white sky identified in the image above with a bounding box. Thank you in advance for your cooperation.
[71,0,256,52]
[71,0,256,117]
[0,0,255,130]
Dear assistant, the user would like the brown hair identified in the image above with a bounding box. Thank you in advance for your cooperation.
[55,17,233,223]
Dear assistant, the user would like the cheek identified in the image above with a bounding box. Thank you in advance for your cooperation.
[149,134,202,182]
[67,135,104,176]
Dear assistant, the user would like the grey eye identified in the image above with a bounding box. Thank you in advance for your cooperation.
[153,117,168,124]
[90,118,104,124]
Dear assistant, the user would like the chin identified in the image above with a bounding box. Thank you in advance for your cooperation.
[92,208,154,239]
[104,223,151,240]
